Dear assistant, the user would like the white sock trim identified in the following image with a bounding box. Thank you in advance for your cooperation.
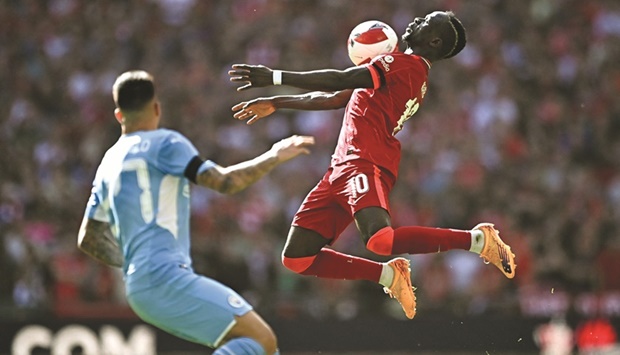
[379,263,394,287]
[470,230,484,254]
[273,70,282,85]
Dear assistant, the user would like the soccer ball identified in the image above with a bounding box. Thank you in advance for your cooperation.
[347,20,398,66]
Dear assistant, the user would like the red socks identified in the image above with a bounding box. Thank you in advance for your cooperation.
[282,248,382,282]
[367,226,471,255]
[281,226,472,283]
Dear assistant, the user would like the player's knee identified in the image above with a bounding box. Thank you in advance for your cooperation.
[248,329,277,355]
[252,317,278,354]
[281,254,315,274]
[366,226,394,256]
[258,330,278,355]
[216,334,277,355]
[222,311,279,355]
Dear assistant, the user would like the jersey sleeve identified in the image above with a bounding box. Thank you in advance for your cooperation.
[157,131,200,176]
[365,53,417,91]
[364,53,397,90]
[84,168,110,223]
[183,156,218,184]
[362,61,383,90]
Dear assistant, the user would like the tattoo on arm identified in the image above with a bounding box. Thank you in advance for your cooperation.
[196,152,279,194]
[78,217,123,268]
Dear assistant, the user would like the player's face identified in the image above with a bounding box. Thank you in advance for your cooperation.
[402,11,450,45]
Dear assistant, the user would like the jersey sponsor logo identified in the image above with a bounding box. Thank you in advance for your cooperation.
[228,295,244,308]
[379,56,392,72]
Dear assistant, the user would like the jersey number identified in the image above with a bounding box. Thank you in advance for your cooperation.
[350,173,369,197]
[393,97,420,135]
[120,159,154,223]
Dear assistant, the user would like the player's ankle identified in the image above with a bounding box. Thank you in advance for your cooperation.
[379,262,394,287]
[469,230,484,254]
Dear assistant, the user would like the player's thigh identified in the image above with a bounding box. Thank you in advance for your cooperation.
[288,178,352,255]
[345,162,394,241]
[354,206,391,242]
[127,269,253,348]
[222,310,277,353]
[282,225,331,258]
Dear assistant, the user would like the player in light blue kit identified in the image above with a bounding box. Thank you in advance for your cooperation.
[77,70,315,355]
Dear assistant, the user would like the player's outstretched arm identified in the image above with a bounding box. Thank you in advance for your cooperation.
[229,64,373,92]
[232,90,353,125]
[78,217,123,268]
[197,135,315,194]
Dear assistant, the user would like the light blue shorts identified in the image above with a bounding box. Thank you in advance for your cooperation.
[126,265,253,348]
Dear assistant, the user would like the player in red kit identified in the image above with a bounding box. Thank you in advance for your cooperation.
[229,11,516,319]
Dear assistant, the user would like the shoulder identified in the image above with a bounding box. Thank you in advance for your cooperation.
[155,128,199,161]
[150,128,192,146]
[370,52,428,73]
[155,128,184,140]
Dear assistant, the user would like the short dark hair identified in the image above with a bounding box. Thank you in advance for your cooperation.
[113,70,155,111]
[443,12,466,59]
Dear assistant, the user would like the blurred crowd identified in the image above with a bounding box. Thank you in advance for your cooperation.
[1,0,620,323]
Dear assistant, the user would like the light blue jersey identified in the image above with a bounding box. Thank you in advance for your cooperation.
[86,128,198,291]
[84,128,252,347]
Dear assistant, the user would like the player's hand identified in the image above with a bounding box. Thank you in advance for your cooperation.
[232,99,276,125]
[229,64,274,91]
[270,135,315,163]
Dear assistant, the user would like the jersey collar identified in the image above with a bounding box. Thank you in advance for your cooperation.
[420,56,432,69]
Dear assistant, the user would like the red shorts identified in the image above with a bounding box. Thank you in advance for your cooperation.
[292,160,396,243]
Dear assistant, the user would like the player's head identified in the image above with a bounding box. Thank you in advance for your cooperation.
[402,11,466,61]
[113,70,156,111]
[112,70,160,131]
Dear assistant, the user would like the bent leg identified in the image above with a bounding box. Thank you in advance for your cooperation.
[282,225,330,258]
[353,207,418,319]
[218,310,277,354]
[356,207,471,255]
[357,208,516,279]
[127,267,268,351]
[281,226,383,282]
[354,206,394,255]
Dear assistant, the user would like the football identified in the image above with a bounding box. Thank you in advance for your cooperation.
[347,20,398,66]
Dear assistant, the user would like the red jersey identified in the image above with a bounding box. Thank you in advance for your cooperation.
[331,52,431,179]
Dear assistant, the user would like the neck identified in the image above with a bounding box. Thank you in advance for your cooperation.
[118,100,160,135]
[122,117,158,135]
[404,48,433,66]
[405,46,438,62]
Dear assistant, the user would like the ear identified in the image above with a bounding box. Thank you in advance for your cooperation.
[154,100,161,117]
[114,108,124,124]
